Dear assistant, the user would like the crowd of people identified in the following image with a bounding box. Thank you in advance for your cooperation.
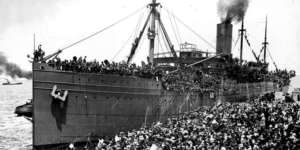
[67,93,300,150]
[267,69,296,88]
[33,48,300,149]
[32,47,295,92]
[44,55,295,92]
[45,55,218,91]
[33,44,45,62]
[47,56,155,78]
[224,57,296,87]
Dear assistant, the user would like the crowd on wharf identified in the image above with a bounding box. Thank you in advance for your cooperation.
[66,93,300,150]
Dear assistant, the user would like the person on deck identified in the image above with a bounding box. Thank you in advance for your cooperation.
[37,44,45,61]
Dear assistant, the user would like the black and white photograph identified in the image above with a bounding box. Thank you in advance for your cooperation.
[0,0,299,149]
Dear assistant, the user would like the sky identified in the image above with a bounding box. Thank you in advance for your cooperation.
[0,0,299,73]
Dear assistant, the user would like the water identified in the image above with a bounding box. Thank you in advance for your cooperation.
[0,80,32,150]
[0,76,300,149]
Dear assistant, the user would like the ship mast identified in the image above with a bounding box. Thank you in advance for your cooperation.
[33,34,36,50]
[239,19,246,65]
[262,16,268,64]
[148,0,159,64]
[127,0,177,64]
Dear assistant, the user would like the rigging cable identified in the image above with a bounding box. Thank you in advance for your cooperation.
[246,32,264,60]
[257,46,264,59]
[166,9,180,48]
[111,24,138,61]
[232,34,241,52]
[267,47,279,71]
[157,34,166,57]
[159,22,171,56]
[156,23,168,57]
[163,7,216,50]
[156,22,160,56]
[244,33,259,61]
[156,19,167,57]
[132,30,147,61]
[112,8,147,61]
[59,5,146,52]
[172,13,182,44]
[134,8,147,38]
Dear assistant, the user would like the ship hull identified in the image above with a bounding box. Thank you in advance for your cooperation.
[33,63,275,148]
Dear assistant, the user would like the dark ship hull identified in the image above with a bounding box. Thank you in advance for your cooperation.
[33,62,276,148]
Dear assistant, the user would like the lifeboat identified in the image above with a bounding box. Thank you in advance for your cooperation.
[15,100,32,118]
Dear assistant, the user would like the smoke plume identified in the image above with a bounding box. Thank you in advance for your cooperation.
[0,52,32,79]
[218,0,249,23]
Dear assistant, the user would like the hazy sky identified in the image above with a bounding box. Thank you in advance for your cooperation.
[0,0,299,73]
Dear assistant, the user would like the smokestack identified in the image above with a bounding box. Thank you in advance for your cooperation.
[216,22,233,55]
[216,0,249,56]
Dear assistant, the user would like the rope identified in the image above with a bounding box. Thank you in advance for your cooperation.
[246,32,264,60]
[156,24,169,57]
[156,20,161,55]
[163,7,216,50]
[258,46,264,59]
[131,30,146,61]
[112,9,147,61]
[111,26,136,61]
[59,5,146,52]
[173,13,182,44]
[167,10,180,48]
[267,47,278,70]
[159,23,171,55]
[244,33,258,59]
[134,9,147,38]
[233,34,240,52]
[244,33,252,49]
[157,33,165,56]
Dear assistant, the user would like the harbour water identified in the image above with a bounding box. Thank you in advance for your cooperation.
[0,76,300,149]
[0,80,32,150]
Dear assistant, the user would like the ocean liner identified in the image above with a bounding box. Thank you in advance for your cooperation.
[31,0,293,149]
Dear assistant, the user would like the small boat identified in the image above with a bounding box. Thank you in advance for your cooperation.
[15,99,32,118]
[2,82,23,85]
[2,79,22,85]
